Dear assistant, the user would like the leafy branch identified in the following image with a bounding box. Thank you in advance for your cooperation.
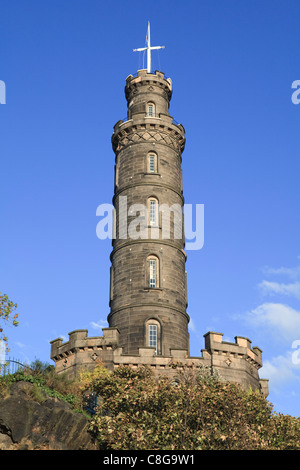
[0,292,19,352]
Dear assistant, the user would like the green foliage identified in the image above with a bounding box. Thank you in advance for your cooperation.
[30,359,54,375]
[1,360,299,450]
[0,362,81,409]
[80,364,300,451]
[0,292,19,355]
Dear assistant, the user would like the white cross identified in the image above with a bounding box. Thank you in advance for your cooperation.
[133,22,165,74]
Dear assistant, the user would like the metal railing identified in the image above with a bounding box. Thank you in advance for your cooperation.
[120,113,179,126]
[0,357,31,376]
[84,393,98,415]
[145,112,160,118]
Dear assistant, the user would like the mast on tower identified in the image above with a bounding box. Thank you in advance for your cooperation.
[133,22,165,73]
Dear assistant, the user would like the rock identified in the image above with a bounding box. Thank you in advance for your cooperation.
[0,382,97,450]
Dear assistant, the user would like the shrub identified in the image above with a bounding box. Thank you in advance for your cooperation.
[1,361,299,450]
[0,362,82,409]
[80,364,300,450]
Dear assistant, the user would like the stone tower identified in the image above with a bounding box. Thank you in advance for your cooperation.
[108,69,189,356]
[50,30,268,398]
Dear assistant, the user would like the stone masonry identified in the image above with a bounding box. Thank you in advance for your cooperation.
[109,70,188,356]
[50,69,269,397]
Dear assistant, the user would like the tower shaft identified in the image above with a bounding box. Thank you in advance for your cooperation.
[108,69,189,356]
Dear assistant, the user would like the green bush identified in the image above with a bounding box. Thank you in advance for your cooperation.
[81,364,300,450]
[1,361,299,450]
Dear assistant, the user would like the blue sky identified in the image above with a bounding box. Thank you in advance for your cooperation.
[1,0,300,417]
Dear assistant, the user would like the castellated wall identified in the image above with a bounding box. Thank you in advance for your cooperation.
[50,328,269,397]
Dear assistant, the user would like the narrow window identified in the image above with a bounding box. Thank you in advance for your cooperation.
[148,324,158,354]
[145,318,161,355]
[147,152,157,174]
[149,154,155,173]
[149,200,156,226]
[147,102,155,117]
[148,258,156,288]
[147,255,160,289]
[148,104,153,116]
[148,198,158,226]
[149,259,157,287]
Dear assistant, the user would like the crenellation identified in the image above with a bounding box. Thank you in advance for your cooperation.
[50,326,267,395]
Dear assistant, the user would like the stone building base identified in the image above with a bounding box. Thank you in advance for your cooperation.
[50,328,269,397]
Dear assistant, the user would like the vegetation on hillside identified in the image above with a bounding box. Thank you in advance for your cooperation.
[0,360,83,411]
[0,293,19,357]
[1,360,299,450]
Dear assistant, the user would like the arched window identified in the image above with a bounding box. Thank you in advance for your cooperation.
[145,318,161,355]
[147,102,155,117]
[147,255,159,288]
[149,324,158,351]
[147,152,157,173]
[148,198,158,226]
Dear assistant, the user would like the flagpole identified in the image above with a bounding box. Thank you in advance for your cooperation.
[133,22,165,74]
[147,22,151,73]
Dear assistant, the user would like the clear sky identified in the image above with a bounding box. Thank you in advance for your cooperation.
[1,0,300,417]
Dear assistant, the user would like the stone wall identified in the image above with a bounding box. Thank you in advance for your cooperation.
[50,328,269,397]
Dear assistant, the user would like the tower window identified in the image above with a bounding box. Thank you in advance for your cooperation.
[149,200,156,226]
[147,152,157,174]
[148,104,153,116]
[147,198,159,227]
[145,318,161,355]
[149,154,155,173]
[147,256,159,288]
[147,102,155,117]
[149,259,157,287]
[149,324,158,354]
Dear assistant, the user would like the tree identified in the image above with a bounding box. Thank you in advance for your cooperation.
[0,292,19,354]
[80,363,300,450]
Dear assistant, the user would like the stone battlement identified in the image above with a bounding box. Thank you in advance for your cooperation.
[125,69,173,101]
[50,328,119,354]
[50,328,269,397]
[50,328,120,377]
[203,332,263,368]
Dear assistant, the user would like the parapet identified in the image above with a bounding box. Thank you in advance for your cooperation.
[50,328,120,377]
[204,332,263,368]
[49,328,268,397]
[125,69,172,99]
[203,331,267,396]
[50,328,119,356]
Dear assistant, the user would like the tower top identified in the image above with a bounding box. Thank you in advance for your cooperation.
[133,22,165,74]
